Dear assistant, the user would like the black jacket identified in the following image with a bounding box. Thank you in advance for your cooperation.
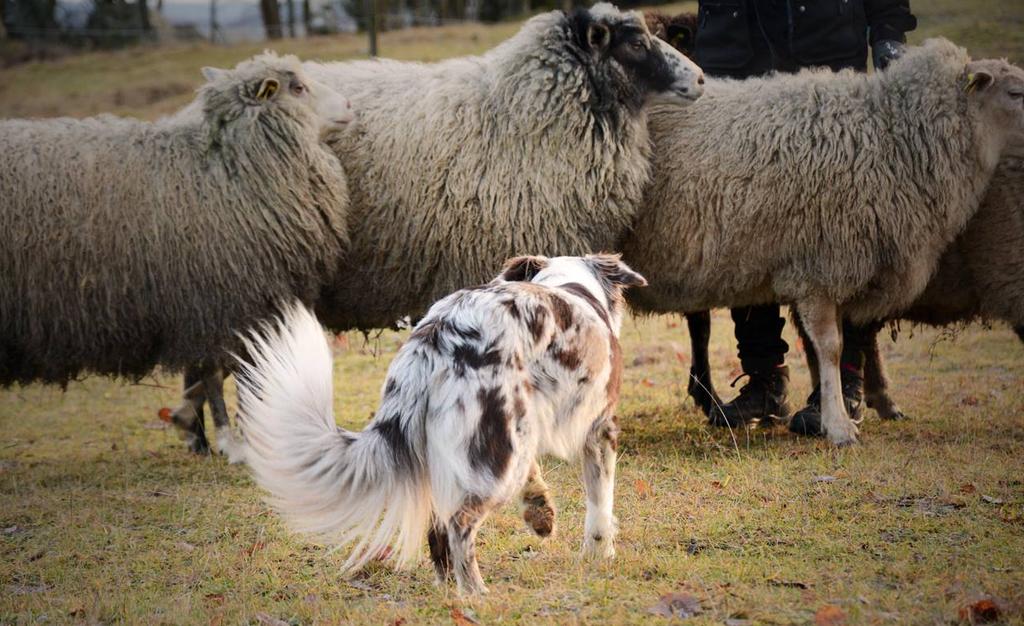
[694,0,917,78]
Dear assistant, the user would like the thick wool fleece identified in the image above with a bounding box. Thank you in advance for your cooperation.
[306,7,655,330]
[902,155,1024,327]
[0,54,350,386]
[626,39,1005,325]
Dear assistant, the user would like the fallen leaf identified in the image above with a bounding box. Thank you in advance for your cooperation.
[254,613,289,626]
[981,495,1004,505]
[204,593,225,605]
[961,395,979,406]
[450,607,479,625]
[244,541,266,557]
[960,483,977,494]
[959,596,1003,624]
[767,579,809,589]
[68,607,85,618]
[640,378,656,387]
[648,592,702,619]
[814,605,847,626]
[158,407,174,423]
[634,479,653,499]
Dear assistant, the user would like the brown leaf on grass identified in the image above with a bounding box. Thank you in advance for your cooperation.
[640,378,656,387]
[450,607,479,625]
[814,605,847,626]
[634,479,653,499]
[960,483,977,494]
[244,541,266,557]
[390,619,407,626]
[961,395,980,406]
[204,593,225,605]
[959,597,1003,624]
[648,592,702,619]
[254,613,289,626]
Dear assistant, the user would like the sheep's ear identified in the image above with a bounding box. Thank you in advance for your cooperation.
[587,22,612,52]
[965,70,994,94]
[500,255,549,282]
[256,77,280,100]
[201,66,227,82]
[667,23,694,55]
[587,254,648,288]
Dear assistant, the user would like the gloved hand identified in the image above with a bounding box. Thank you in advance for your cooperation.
[872,39,905,71]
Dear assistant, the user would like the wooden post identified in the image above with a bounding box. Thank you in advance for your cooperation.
[366,0,377,56]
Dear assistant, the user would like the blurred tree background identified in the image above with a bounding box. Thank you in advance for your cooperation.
[0,0,668,60]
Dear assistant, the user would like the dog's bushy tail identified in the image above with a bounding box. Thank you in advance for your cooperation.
[235,303,432,573]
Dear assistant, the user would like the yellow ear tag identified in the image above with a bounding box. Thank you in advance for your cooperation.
[965,73,977,94]
[256,78,280,100]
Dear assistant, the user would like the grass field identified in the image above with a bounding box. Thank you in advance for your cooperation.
[2,1,1024,624]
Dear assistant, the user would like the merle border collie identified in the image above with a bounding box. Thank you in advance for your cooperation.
[235,254,646,594]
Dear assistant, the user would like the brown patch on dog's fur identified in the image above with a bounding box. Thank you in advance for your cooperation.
[605,335,623,411]
[548,293,576,330]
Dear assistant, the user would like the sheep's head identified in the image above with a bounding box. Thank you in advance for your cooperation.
[569,3,704,111]
[643,11,697,57]
[200,52,354,135]
[963,58,1024,153]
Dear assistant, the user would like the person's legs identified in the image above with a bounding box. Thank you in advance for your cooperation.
[709,304,791,427]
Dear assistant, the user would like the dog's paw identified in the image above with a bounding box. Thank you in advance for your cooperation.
[582,533,616,559]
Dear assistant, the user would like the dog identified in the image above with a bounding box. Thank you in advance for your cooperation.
[235,253,646,594]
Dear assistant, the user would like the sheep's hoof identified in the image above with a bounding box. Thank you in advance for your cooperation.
[582,535,616,559]
[185,433,211,455]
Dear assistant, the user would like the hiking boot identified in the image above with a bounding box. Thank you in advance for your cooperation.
[789,368,865,436]
[709,365,791,428]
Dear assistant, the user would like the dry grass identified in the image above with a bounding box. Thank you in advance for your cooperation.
[2,1,1024,624]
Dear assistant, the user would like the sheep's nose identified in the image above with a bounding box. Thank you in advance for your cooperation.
[697,74,705,86]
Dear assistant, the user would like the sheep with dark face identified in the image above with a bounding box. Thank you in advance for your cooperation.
[644,10,697,56]
[624,40,1024,445]
[0,53,352,457]
[171,3,704,456]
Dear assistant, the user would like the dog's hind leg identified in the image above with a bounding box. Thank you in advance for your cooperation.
[581,413,619,559]
[447,497,492,595]
[427,515,452,585]
[521,463,556,538]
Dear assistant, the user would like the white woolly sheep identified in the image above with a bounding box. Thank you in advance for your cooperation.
[624,39,1024,445]
[0,53,353,457]
[173,3,705,456]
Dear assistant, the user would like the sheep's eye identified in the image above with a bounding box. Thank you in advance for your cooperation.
[1009,91,1024,99]
[290,81,306,96]
[630,40,645,51]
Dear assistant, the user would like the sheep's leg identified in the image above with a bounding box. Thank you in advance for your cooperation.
[427,516,452,585]
[581,413,619,559]
[685,311,721,417]
[203,368,244,464]
[447,498,492,595]
[521,462,556,538]
[165,367,210,455]
[862,329,906,420]
[795,299,858,446]
[791,310,820,390]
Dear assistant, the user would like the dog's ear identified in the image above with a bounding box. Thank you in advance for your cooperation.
[500,255,549,282]
[586,253,648,288]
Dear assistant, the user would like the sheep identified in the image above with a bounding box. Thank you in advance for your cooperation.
[850,154,1024,420]
[623,39,1024,445]
[0,52,353,457]
[170,3,705,455]
[683,155,1024,425]
[643,11,697,56]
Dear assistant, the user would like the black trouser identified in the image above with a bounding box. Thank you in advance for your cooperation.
[732,305,872,378]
